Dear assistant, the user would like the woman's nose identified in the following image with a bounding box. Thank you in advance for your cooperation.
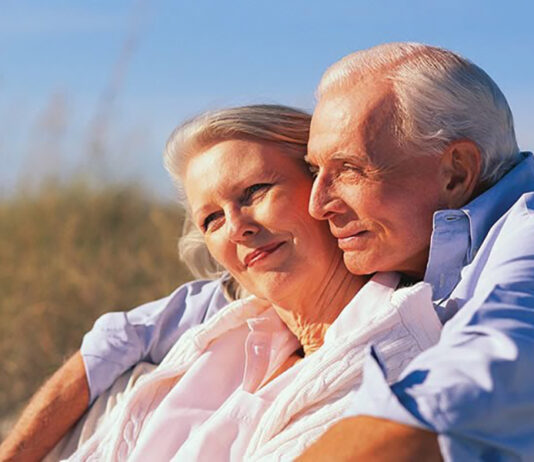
[226,209,260,242]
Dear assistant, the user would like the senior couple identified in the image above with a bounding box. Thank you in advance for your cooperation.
[2,42,534,461]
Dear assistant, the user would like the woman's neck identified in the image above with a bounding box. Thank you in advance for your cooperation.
[272,256,368,356]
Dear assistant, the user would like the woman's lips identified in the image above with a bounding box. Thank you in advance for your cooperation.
[244,242,285,267]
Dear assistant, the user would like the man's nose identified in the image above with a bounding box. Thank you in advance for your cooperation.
[308,173,345,220]
[227,208,259,242]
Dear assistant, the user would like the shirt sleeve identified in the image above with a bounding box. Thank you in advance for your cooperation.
[80,277,229,403]
[348,194,534,461]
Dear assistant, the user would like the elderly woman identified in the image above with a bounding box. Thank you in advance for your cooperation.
[64,105,441,461]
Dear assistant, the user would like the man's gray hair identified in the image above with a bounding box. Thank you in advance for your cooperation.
[317,42,521,185]
[164,104,311,300]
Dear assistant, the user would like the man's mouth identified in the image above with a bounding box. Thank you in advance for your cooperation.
[336,231,371,250]
[244,241,286,267]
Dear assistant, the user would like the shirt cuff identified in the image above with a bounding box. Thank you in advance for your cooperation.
[344,345,430,431]
[80,353,132,405]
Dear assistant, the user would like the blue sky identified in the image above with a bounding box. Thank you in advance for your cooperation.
[1,0,533,197]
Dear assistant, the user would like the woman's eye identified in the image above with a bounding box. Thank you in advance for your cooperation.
[202,212,223,232]
[241,183,272,205]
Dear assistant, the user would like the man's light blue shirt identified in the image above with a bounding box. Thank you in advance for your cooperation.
[347,152,534,461]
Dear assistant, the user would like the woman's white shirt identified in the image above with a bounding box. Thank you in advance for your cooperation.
[67,272,441,461]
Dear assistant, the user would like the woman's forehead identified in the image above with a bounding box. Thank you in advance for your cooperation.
[184,140,303,211]
[186,139,301,182]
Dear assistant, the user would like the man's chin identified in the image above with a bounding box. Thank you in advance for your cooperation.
[342,251,377,276]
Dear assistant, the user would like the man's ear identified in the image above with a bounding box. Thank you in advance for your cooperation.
[439,140,482,208]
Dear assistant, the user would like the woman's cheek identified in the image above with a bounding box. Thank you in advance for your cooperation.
[266,189,308,220]
[206,236,232,269]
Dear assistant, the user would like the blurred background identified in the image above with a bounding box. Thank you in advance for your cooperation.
[1,0,533,436]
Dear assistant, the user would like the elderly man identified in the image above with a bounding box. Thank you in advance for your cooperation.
[301,43,534,460]
[2,43,533,462]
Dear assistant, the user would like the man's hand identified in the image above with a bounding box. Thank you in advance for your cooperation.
[297,416,442,462]
[0,351,90,462]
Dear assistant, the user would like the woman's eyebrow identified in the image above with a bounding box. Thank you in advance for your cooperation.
[255,169,283,183]
[191,205,211,224]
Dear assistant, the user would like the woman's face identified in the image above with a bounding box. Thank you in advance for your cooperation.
[184,138,343,302]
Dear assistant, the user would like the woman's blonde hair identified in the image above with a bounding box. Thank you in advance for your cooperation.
[164,104,311,301]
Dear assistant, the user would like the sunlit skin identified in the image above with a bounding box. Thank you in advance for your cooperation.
[184,139,366,355]
[307,78,449,278]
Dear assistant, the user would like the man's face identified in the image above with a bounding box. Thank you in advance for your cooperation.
[307,79,445,278]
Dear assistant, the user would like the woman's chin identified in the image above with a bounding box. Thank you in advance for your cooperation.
[247,271,295,304]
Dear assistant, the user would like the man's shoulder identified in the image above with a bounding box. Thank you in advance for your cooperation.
[155,277,226,315]
[464,191,534,289]
[510,191,534,217]
[448,191,534,310]
[493,191,534,243]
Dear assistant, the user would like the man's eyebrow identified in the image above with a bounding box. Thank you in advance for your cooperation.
[304,152,351,164]
[304,151,369,167]
[330,151,368,164]
[330,150,393,177]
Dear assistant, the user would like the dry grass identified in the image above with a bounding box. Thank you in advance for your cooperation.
[0,180,193,432]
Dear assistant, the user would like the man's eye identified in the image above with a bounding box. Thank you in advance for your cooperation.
[307,164,319,178]
[241,183,271,205]
[342,163,366,176]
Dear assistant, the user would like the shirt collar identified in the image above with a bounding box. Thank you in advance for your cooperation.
[461,152,534,261]
[324,272,401,344]
[424,152,534,303]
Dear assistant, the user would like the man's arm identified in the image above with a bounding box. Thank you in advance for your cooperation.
[298,416,441,462]
[0,351,89,462]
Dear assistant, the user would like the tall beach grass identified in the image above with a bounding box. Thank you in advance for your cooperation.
[0,179,192,436]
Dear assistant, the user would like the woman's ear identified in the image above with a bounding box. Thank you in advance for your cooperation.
[439,140,482,209]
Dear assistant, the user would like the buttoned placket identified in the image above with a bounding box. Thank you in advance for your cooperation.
[242,326,272,393]
[424,210,471,322]
[241,310,300,394]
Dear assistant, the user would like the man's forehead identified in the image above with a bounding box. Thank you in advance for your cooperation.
[307,97,353,164]
[308,80,396,165]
